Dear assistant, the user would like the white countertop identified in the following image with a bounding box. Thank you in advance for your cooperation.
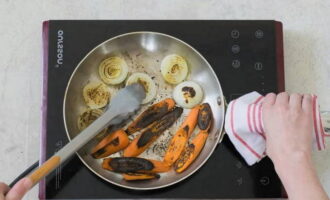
[0,0,329,199]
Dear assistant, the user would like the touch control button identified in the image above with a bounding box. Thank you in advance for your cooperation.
[254,62,263,70]
[236,161,242,169]
[232,59,240,69]
[255,29,264,39]
[260,176,270,186]
[237,177,243,186]
[231,45,240,54]
[231,29,240,39]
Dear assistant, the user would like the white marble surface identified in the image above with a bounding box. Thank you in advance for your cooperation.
[0,0,329,199]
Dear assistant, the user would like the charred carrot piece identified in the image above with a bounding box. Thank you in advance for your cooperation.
[197,103,213,131]
[123,173,160,181]
[102,157,170,173]
[174,103,213,173]
[123,107,183,157]
[174,131,208,173]
[91,129,129,159]
[163,106,200,165]
[126,98,176,135]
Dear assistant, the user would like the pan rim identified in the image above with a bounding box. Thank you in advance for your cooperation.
[62,31,225,190]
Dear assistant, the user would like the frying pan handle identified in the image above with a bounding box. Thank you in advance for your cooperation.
[321,111,330,136]
[217,110,330,145]
[218,96,227,144]
[218,129,226,144]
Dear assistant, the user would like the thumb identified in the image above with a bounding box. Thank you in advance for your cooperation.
[5,178,33,200]
[0,182,10,200]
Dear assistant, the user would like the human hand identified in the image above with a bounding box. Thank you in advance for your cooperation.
[0,178,32,200]
[262,92,329,200]
[262,92,313,167]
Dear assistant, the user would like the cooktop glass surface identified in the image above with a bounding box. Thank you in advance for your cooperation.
[41,20,284,199]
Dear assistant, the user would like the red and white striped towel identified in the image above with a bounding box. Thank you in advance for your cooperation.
[225,92,327,166]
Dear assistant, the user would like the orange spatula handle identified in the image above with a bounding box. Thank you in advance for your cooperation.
[28,156,61,185]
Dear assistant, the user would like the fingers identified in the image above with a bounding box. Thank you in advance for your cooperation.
[264,92,312,114]
[0,182,10,200]
[263,93,276,107]
[0,183,10,194]
[302,94,313,114]
[275,92,289,106]
[289,93,302,110]
[5,178,32,200]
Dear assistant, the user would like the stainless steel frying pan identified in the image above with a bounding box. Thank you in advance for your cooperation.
[63,32,225,190]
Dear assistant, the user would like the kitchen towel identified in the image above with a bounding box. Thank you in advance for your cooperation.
[225,92,327,166]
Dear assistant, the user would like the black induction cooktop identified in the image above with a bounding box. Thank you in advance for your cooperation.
[40,20,285,199]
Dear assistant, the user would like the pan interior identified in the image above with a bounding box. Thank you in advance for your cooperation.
[64,32,225,190]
